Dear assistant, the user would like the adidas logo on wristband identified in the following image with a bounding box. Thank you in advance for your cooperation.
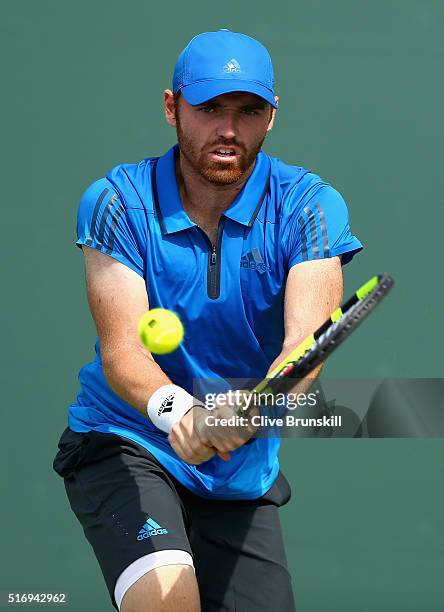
[147,384,196,434]
[158,394,175,417]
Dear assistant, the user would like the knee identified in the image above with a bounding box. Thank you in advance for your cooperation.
[119,559,200,612]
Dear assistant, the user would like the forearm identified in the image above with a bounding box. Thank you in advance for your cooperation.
[268,258,344,396]
[266,342,324,396]
[103,343,172,416]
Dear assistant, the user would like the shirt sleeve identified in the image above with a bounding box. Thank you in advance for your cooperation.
[283,185,363,269]
[75,177,145,277]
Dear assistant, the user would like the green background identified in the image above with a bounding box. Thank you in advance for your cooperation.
[1,0,443,610]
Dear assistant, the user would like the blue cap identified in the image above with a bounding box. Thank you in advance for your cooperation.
[173,29,277,108]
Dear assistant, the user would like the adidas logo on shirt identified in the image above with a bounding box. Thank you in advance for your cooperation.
[240,248,271,272]
[137,517,168,541]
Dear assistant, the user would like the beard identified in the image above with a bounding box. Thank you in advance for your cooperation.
[175,115,266,186]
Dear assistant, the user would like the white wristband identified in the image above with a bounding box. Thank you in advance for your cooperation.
[147,384,203,434]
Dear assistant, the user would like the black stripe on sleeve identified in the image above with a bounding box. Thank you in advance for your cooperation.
[315,202,330,257]
[85,188,109,246]
[96,194,120,248]
[105,203,125,254]
[303,206,320,258]
[297,215,308,261]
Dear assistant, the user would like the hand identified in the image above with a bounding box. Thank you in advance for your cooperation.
[168,406,231,465]
[194,391,260,457]
[168,392,259,465]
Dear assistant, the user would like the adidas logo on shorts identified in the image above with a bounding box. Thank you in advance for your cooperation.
[137,517,168,541]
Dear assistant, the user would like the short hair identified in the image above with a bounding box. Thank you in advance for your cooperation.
[173,91,181,107]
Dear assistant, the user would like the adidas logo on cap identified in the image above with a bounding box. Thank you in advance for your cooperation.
[223,58,241,73]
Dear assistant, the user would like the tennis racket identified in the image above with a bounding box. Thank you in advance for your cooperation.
[237,273,394,414]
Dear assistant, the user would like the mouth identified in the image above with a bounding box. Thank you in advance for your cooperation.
[209,147,239,162]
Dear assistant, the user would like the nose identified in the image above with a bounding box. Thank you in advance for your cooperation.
[215,110,237,140]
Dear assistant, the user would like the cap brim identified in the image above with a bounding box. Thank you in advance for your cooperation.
[181,80,277,108]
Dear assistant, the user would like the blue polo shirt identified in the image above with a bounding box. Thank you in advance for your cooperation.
[69,144,363,499]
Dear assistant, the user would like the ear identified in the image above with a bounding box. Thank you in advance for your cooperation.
[164,89,177,127]
[267,96,279,132]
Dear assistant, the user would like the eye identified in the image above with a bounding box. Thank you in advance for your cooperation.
[241,108,260,116]
[199,106,216,113]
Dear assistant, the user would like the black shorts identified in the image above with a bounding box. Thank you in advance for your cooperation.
[53,427,296,611]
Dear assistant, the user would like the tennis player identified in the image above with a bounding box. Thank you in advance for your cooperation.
[53,29,362,612]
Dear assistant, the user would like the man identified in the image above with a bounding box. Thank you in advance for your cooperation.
[53,29,362,612]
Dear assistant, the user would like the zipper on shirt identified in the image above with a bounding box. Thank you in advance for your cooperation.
[206,218,225,299]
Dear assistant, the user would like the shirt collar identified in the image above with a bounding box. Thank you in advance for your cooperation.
[153,144,271,235]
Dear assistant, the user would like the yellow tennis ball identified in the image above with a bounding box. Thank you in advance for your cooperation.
[138,308,184,354]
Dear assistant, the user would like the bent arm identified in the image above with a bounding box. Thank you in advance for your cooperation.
[82,245,171,416]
